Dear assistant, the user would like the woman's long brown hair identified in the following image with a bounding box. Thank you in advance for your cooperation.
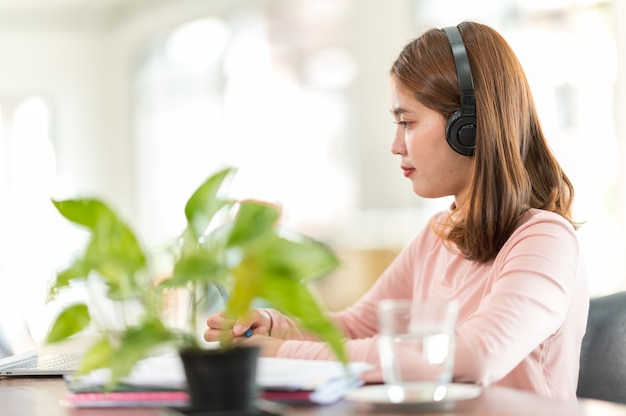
[390,21,578,263]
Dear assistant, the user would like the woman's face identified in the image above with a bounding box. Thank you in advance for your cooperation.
[390,78,473,206]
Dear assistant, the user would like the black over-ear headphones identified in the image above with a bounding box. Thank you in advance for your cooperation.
[442,26,476,156]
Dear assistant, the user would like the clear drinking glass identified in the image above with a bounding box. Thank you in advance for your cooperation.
[378,299,458,402]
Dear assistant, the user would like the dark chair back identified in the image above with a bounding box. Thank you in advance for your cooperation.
[577,291,626,403]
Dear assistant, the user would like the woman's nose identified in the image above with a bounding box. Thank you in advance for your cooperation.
[391,131,406,155]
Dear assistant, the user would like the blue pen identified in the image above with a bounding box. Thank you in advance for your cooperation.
[244,328,253,338]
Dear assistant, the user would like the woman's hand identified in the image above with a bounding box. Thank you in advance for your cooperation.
[204,308,282,356]
[229,333,285,357]
[204,308,272,342]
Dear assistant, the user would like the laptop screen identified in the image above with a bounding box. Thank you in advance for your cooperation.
[0,266,39,360]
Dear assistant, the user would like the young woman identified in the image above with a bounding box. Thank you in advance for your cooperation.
[204,21,589,401]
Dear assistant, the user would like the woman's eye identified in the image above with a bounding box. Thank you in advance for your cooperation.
[396,121,411,128]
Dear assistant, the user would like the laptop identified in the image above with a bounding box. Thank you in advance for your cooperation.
[0,266,82,376]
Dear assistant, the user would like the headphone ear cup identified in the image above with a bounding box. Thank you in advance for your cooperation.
[446,111,477,156]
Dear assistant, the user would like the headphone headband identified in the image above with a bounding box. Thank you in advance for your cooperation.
[442,26,475,107]
[442,25,477,156]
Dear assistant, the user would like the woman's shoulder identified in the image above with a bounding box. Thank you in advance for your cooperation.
[490,209,583,275]
[519,208,575,231]
[507,209,579,248]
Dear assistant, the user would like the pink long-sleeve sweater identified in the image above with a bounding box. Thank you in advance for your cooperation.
[266,208,589,401]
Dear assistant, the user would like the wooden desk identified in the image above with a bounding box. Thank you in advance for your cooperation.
[2,377,626,416]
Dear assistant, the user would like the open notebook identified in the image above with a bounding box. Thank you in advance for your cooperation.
[0,267,82,376]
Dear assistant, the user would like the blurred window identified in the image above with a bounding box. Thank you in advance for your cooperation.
[134,6,358,246]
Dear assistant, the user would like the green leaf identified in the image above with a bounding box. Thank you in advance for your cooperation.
[260,234,340,283]
[167,248,228,287]
[46,304,91,343]
[107,319,178,388]
[52,199,114,229]
[85,221,146,295]
[77,336,116,375]
[225,256,261,319]
[185,167,236,239]
[46,259,90,302]
[258,276,346,363]
[227,201,281,248]
[222,209,345,361]
[75,322,178,389]
[52,197,148,300]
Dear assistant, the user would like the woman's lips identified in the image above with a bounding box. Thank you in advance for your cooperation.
[402,166,415,178]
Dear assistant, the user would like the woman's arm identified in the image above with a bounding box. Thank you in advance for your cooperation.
[452,212,586,386]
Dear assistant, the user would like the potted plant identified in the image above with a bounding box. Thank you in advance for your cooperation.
[45,166,347,413]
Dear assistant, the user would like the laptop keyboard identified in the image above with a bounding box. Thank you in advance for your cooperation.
[4,354,80,371]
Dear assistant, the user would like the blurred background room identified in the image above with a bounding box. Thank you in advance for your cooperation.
[0,0,623,340]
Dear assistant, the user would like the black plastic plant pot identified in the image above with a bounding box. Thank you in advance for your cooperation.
[179,346,260,415]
